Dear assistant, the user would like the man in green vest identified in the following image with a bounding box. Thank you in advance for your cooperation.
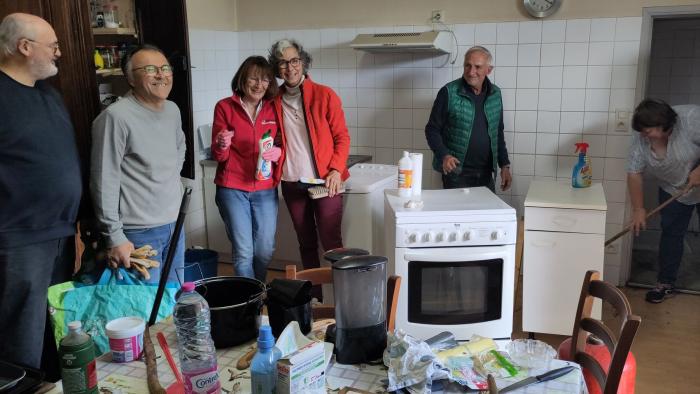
[425,46,511,192]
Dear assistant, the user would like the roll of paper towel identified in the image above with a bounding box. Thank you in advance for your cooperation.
[410,152,423,197]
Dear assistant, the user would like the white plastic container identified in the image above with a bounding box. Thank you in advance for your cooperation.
[398,151,413,197]
[105,316,145,363]
[409,152,423,197]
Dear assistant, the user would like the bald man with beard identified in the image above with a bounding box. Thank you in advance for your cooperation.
[0,13,81,371]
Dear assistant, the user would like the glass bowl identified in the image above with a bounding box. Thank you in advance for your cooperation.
[506,339,557,368]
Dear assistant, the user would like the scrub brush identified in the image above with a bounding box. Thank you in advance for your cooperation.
[308,184,346,199]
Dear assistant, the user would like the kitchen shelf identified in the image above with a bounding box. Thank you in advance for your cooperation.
[92,27,137,37]
[96,68,123,76]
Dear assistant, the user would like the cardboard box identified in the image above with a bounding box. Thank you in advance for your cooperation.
[276,340,325,394]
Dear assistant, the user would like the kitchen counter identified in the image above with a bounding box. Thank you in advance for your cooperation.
[524,180,607,211]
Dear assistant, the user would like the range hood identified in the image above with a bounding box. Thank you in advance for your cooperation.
[349,31,451,54]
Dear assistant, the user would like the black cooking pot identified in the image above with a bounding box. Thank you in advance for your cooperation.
[191,276,266,348]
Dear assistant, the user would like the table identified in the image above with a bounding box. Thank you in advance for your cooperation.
[48,319,587,393]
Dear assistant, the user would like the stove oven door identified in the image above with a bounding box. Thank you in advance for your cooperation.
[394,245,515,340]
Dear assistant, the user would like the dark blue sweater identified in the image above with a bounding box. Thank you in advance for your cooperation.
[0,71,81,248]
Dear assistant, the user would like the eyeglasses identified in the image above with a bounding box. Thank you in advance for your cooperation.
[132,65,173,76]
[248,77,271,85]
[25,38,60,55]
[278,57,302,69]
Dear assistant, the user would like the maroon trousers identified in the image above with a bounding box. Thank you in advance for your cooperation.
[281,181,344,269]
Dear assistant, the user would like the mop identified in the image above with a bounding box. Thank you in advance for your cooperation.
[605,184,693,246]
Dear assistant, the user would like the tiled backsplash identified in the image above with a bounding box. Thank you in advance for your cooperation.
[186,17,643,283]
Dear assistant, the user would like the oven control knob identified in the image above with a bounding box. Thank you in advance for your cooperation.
[491,229,505,240]
[408,232,419,243]
[448,232,458,242]
[436,231,446,242]
[462,230,472,241]
[423,232,433,242]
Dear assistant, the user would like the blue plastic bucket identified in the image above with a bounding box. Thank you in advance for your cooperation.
[184,249,219,282]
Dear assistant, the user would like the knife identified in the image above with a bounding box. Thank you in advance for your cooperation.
[498,365,576,393]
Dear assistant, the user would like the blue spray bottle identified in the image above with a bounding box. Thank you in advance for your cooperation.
[572,142,592,188]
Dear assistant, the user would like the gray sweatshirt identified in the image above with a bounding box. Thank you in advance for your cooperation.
[90,93,186,247]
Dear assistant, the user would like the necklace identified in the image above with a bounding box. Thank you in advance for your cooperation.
[282,86,303,121]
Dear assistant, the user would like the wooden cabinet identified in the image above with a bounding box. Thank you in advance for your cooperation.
[522,180,607,336]
[0,0,195,181]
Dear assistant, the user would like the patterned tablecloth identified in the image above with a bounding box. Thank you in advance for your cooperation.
[48,319,586,393]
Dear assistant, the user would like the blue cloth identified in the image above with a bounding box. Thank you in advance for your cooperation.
[124,222,184,284]
[215,186,278,282]
[658,188,700,285]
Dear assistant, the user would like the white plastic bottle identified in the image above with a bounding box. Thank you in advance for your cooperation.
[398,151,413,197]
[174,282,221,394]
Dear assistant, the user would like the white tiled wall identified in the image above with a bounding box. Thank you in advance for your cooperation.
[187,17,643,284]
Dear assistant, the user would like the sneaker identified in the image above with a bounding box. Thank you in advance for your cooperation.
[645,284,675,303]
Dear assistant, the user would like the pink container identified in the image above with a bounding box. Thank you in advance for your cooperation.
[105,317,145,363]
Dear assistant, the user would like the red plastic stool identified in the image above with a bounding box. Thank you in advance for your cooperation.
[558,337,637,394]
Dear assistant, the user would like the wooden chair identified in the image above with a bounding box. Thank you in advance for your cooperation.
[285,265,401,330]
[558,270,641,394]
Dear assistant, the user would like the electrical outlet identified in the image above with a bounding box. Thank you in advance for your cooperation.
[431,10,444,23]
[615,109,629,132]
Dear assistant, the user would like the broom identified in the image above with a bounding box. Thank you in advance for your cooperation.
[605,184,693,246]
[144,187,193,393]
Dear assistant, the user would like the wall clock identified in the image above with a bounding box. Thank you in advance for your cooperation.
[523,0,562,18]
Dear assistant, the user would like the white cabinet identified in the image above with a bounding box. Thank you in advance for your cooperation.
[202,161,231,260]
[522,180,607,335]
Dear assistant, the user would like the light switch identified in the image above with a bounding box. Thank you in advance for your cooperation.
[615,110,629,132]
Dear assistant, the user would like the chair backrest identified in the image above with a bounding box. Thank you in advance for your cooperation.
[487,374,499,393]
[285,265,401,329]
[569,270,641,394]
[387,275,401,332]
[285,265,335,318]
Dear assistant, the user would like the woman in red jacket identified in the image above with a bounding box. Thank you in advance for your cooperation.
[211,56,282,282]
[268,39,351,277]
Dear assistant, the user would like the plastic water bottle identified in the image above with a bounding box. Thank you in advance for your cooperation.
[174,282,221,394]
[251,325,282,394]
[59,321,98,394]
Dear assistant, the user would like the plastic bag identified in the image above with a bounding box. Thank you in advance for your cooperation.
[47,268,178,354]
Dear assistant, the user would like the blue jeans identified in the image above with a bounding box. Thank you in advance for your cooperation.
[215,186,278,282]
[658,188,700,285]
[124,222,184,284]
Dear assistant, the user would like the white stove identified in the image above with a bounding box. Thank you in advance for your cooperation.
[384,187,516,341]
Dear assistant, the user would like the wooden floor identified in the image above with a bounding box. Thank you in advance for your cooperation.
[219,263,700,393]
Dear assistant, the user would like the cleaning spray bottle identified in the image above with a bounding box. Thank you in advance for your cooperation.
[572,142,592,188]
[255,130,274,180]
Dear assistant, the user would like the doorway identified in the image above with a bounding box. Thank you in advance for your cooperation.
[627,10,700,293]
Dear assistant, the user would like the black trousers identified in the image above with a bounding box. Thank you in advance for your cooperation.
[0,236,74,379]
[442,168,495,192]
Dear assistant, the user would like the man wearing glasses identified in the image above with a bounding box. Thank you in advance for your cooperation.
[91,44,186,285]
[0,13,81,371]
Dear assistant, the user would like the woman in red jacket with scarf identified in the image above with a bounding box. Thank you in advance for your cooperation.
[268,39,351,281]
[211,56,282,282]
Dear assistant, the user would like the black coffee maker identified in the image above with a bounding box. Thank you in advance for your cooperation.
[332,255,387,364]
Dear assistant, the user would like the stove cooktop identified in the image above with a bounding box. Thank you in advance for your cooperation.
[385,187,516,219]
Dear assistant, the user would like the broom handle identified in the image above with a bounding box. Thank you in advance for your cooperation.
[605,184,693,246]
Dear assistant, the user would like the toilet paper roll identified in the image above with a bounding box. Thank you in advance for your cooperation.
[410,153,423,197]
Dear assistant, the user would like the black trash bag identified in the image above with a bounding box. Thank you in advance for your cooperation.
[267,278,313,338]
